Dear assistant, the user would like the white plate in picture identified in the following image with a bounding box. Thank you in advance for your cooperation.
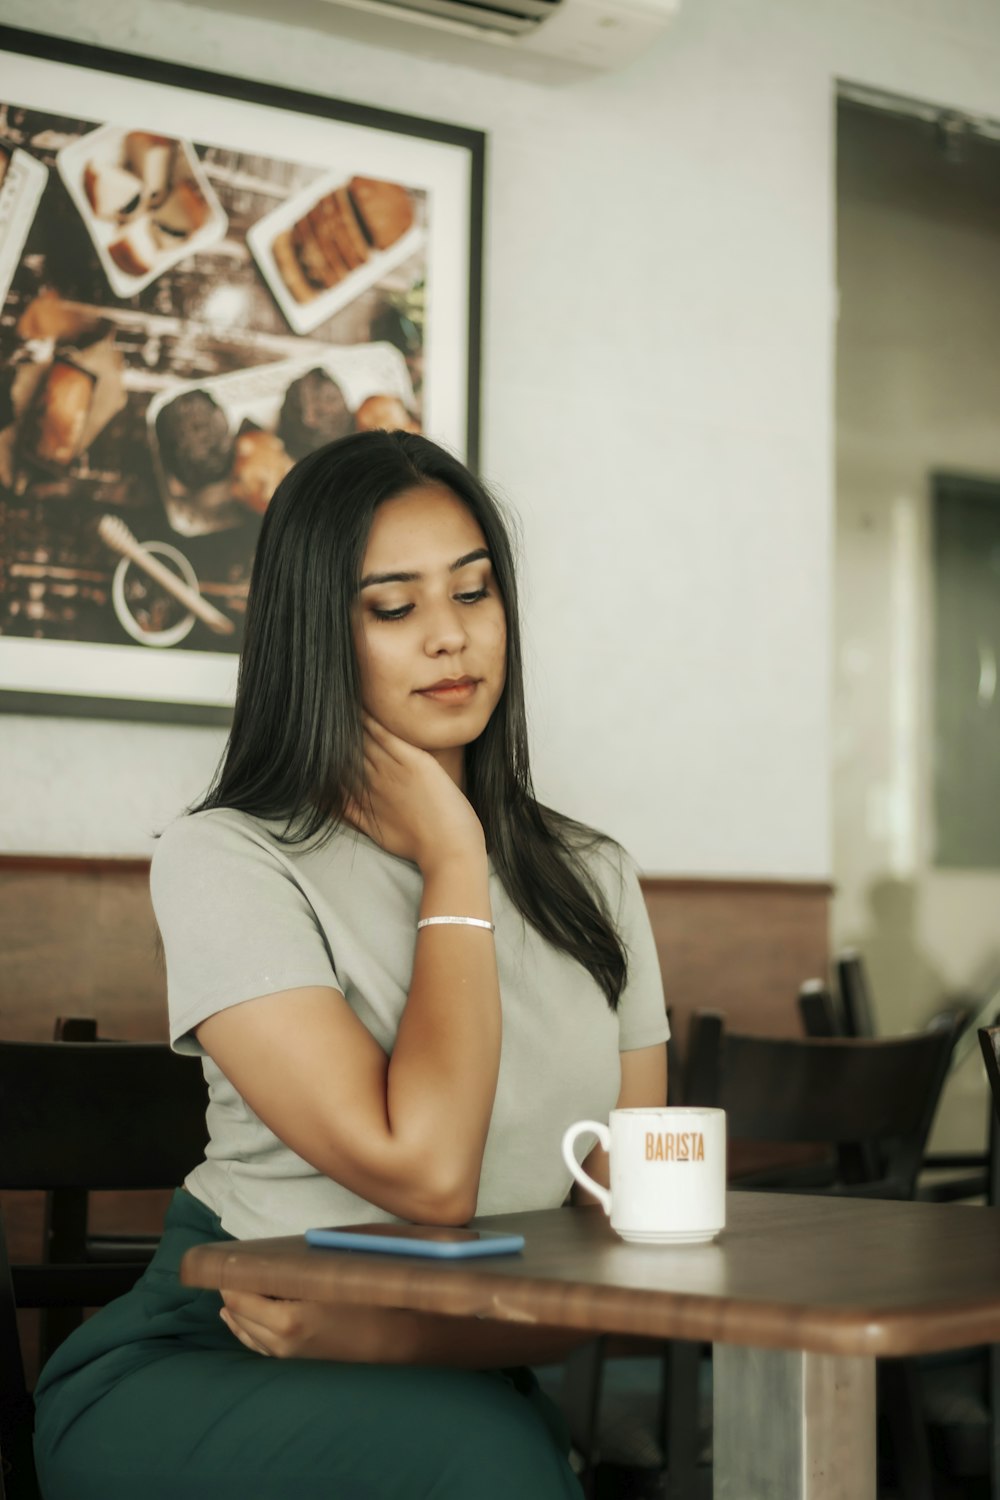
[0,148,49,307]
[56,123,228,299]
[147,341,419,538]
[112,539,198,648]
[247,171,424,336]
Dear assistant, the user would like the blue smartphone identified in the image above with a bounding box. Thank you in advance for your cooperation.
[305,1223,526,1259]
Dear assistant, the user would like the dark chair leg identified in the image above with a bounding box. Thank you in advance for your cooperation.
[0,1211,40,1500]
[990,1342,1000,1500]
[40,1184,88,1366]
[879,1358,935,1500]
[660,1340,702,1499]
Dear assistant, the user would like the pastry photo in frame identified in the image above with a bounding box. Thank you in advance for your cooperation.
[0,25,484,725]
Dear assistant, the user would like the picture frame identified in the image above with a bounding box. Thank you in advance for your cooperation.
[0,25,484,725]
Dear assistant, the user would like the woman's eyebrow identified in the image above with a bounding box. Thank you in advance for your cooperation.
[359,548,491,590]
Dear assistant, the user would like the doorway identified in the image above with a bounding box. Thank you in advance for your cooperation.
[834,87,1000,1150]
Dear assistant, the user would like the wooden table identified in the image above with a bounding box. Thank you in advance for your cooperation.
[182,1191,1000,1499]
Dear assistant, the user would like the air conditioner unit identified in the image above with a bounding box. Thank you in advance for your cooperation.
[314,0,681,76]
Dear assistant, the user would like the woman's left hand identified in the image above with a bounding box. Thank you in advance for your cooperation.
[219,1288,404,1362]
[220,1286,592,1368]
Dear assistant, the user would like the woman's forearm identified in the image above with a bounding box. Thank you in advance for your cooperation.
[391,1310,593,1369]
[221,1288,593,1367]
[385,848,502,1222]
[196,848,503,1226]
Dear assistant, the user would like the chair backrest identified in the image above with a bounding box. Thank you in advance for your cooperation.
[797,980,843,1038]
[979,1026,1000,1127]
[685,1012,958,1198]
[0,1038,208,1193]
[0,1033,207,1495]
[836,950,877,1038]
[31,1019,209,1365]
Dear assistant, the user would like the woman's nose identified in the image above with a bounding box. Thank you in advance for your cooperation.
[424,600,468,654]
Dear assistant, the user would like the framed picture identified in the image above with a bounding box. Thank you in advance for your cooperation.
[0,25,484,724]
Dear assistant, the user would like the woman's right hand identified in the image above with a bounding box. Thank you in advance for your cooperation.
[345,714,485,873]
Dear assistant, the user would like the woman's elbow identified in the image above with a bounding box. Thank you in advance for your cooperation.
[404,1161,480,1226]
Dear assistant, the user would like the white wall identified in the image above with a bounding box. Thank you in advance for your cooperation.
[2,0,1000,873]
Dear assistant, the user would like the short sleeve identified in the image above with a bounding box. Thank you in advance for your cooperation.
[151,811,342,1055]
[595,845,670,1052]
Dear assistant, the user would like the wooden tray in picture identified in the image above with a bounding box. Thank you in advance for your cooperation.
[247,170,424,335]
[56,124,228,299]
[147,342,419,538]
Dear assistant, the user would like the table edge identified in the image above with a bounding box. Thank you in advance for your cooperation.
[180,1240,1000,1358]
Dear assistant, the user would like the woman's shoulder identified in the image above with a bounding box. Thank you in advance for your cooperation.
[150,806,305,890]
[154,805,265,858]
[151,806,363,887]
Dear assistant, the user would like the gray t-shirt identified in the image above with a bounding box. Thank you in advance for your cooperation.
[151,807,669,1240]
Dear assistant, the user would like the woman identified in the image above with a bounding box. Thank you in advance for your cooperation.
[34,431,669,1500]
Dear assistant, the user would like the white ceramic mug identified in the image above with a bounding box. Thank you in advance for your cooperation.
[562,1107,727,1244]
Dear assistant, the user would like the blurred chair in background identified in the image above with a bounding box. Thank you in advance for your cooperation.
[684,1011,960,1500]
[801,952,988,1203]
[0,1028,208,1500]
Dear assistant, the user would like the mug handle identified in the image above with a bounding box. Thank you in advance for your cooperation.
[561,1120,612,1216]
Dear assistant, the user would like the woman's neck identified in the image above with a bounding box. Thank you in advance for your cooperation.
[430,745,466,791]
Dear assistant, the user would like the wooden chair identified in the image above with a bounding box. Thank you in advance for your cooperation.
[796,979,842,1039]
[685,1011,961,1500]
[38,1017,182,1362]
[836,949,878,1038]
[911,1025,1000,1498]
[0,1209,37,1500]
[805,954,987,1203]
[686,1012,956,1198]
[0,1033,208,1500]
[980,1026,1000,1125]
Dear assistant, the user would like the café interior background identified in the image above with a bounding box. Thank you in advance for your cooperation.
[2,0,1000,1150]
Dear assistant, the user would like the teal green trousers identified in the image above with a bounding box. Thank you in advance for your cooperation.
[33,1189,581,1500]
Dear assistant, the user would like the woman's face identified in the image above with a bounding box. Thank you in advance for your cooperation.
[352,484,507,774]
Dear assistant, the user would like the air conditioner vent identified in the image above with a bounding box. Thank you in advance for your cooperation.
[386,0,562,35]
[305,0,681,78]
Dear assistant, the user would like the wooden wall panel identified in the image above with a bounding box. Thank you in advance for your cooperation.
[0,859,832,1049]
[0,858,166,1042]
[642,877,833,1060]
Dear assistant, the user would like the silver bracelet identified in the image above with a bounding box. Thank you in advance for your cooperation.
[417,915,495,932]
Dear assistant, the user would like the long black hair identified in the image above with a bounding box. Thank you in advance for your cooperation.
[193,431,627,1009]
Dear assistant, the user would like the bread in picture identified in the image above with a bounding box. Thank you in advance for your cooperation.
[348,176,414,250]
[269,176,415,310]
[152,179,211,245]
[294,190,367,278]
[278,368,352,459]
[124,131,175,208]
[108,218,162,277]
[307,199,350,282]
[272,229,317,305]
[291,215,342,291]
[155,389,234,490]
[328,187,370,270]
[83,161,145,223]
[353,394,420,435]
[230,427,294,514]
[21,358,97,469]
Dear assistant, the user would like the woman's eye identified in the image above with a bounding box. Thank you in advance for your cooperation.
[372,604,413,622]
[456,588,489,605]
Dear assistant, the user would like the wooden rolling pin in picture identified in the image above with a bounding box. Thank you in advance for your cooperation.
[97,514,235,636]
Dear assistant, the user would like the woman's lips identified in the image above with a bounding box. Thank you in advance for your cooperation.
[416,677,480,704]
